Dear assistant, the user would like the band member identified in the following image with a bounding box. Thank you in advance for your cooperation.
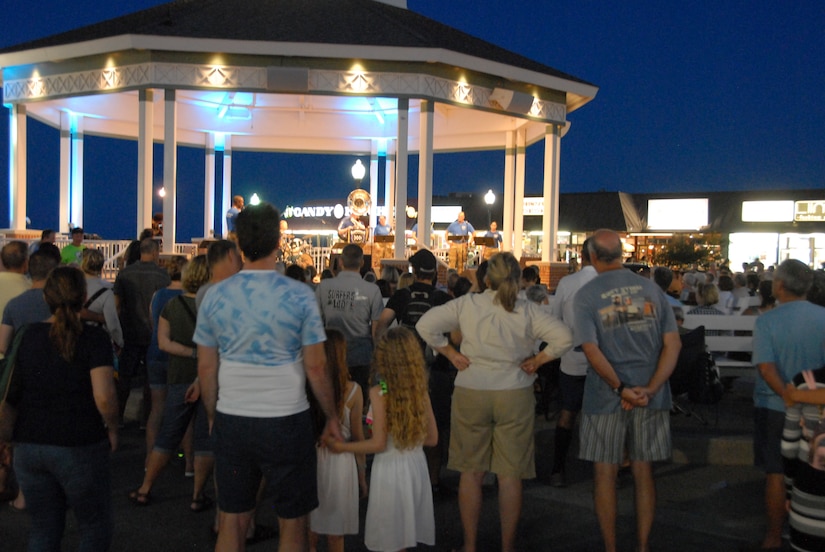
[338,212,366,242]
[374,216,393,237]
[483,221,503,259]
[445,211,475,270]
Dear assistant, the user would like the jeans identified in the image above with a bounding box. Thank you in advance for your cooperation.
[14,440,112,552]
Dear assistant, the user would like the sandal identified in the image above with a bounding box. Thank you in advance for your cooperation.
[190,494,214,513]
[128,490,151,507]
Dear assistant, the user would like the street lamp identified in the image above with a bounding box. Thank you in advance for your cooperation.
[484,189,495,226]
[351,159,366,186]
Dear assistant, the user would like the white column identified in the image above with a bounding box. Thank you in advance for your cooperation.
[393,99,409,258]
[137,89,154,237]
[513,128,526,259]
[369,142,379,228]
[70,116,84,229]
[8,104,26,230]
[221,135,233,237]
[204,133,216,238]
[502,131,516,252]
[58,112,71,233]
[385,141,396,228]
[417,100,434,250]
[542,124,562,262]
[162,90,177,254]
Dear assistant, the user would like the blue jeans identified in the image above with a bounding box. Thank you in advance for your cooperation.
[14,440,112,552]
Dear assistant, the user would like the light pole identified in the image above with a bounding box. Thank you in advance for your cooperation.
[351,159,366,187]
[484,188,496,227]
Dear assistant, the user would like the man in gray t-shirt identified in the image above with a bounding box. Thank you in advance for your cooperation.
[315,244,383,400]
[573,229,680,552]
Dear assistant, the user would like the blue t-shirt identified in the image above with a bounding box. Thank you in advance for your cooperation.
[225,207,240,233]
[484,230,502,248]
[574,269,678,414]
[446,220,475,241]
[752,300,825,412]
[194,270,326,366]
[147,287,183,364]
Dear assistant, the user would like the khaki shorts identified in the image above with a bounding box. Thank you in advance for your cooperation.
[448,386,536,479]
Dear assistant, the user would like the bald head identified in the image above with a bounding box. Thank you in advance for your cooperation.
[588,229,623,271]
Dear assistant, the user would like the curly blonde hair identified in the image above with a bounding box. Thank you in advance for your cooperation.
[371,327,429,450]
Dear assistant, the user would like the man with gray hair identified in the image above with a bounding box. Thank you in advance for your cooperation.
[574,229,680,552]
[744,259,825,552]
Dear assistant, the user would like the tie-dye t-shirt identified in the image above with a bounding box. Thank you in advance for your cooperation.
[194,270,326,417]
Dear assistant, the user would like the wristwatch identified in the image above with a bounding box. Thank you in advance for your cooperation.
[612,382,625,396]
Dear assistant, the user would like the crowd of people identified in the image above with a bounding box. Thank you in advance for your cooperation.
[0,218,824,552]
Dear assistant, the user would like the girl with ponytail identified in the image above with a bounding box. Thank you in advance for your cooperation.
[416,251,574,552]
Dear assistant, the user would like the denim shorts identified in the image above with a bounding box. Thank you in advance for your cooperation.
[213,410,318,517]
[753,407,785,474]
[153,384,213,455]
[147,360,167,389]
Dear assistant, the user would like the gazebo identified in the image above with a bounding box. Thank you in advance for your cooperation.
[0,0,597,261]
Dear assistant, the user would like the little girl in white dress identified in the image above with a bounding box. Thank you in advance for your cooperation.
[310,329,367,552]
[328,327,438,552]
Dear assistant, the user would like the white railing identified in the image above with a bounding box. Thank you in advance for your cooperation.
[0,237,423,281]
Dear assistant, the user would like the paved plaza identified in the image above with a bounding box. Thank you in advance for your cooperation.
[0,376,778,551]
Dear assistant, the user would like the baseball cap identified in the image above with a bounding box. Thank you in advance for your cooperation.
[409,249,437,273]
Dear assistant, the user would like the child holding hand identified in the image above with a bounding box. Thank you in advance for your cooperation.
[309,329,368,552]
[328,327,438,552]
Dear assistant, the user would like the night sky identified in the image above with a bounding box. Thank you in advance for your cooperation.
[1,0,823,240]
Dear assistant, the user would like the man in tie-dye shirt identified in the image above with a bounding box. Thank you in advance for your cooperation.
[195,202,342,551]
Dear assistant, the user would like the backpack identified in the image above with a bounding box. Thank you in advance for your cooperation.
[399,287,438,364]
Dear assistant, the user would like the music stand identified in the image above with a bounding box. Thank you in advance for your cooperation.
[474,236,495,247]
[447,235,468,243]
[374,235,395,244]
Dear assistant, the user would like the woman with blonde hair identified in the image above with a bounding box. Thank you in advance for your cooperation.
[416,252,573,552]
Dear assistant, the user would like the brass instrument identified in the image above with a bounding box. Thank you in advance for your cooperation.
[347,188,371,217]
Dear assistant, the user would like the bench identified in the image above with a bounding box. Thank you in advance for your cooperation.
[682,314,757,378]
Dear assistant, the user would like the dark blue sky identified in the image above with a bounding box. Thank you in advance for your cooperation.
[2,0,823,239]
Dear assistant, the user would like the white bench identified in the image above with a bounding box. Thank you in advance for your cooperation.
[682,314,757,377]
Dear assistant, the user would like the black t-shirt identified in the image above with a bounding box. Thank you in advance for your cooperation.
[7,323,113,446]
[385,282,451,324]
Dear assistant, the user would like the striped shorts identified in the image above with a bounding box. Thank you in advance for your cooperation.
[579,408,671,464]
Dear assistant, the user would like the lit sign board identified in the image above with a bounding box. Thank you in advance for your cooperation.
[283,204,346,219]
[741,201,794,222]
[647,199,708,230]
[795,201,825,222]
[432,206,462,223]
[524,197,544,216]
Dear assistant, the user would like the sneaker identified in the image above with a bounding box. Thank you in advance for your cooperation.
[549,472,566,488]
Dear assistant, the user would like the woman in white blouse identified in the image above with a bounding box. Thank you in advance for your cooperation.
[416,252,572,552]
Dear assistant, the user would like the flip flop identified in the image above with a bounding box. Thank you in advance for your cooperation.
[128,490,151,507]
[190,494,214,513]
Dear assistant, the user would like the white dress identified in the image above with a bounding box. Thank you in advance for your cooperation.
[310,384,360,535]
[364,436,435,551]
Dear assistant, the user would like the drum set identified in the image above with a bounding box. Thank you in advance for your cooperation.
[280,236,314,268]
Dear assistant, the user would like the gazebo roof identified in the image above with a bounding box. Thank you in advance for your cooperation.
[0,0,597,153]
[2,0,591,87]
